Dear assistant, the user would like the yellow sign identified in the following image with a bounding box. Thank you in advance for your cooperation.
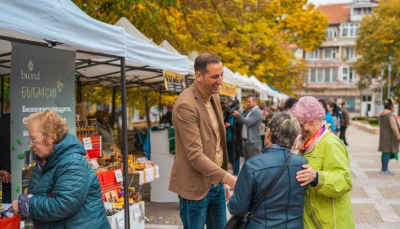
[219,82,237,97]
[163,71,186,92]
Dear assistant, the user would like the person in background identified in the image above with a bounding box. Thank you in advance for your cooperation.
[281,98,298,111]
[75,103,88,123]
[378,99,400,175]
[232,95,263,161]
[223,103,240,176]
[290,96,354,229]
[0,97,11,203]
[228,112,307,228]
[160,102,174,126]
[11,110,110,229]
[340,102,350,146]
[318,99,335,132]
[96,110,116,151]
[328,102,339,135]
[169,53,237,229]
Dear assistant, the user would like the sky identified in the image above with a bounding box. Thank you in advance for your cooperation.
[308,0,352,6]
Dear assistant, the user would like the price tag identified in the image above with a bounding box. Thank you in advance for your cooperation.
[116,211,124,228]
[82,137,93,150]
[133,204,141,219]
[115,169,123,183]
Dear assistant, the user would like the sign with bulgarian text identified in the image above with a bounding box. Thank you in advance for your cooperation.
[219,82,237,97]
[10,42,76,200]
[163,70,186,92]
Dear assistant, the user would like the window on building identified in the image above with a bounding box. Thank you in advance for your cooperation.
[354,7,373,15]
[306,50,319,60]
[346,48,357,59]
[323,48,337,59]
[341,67,357,82]
[326,27,337,39]
[340,23,359,38]
[309,68,339,83]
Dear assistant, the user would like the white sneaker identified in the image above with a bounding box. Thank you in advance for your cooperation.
[380,170,394,175]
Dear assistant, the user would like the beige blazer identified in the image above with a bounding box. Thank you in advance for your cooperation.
[169,83,228,200]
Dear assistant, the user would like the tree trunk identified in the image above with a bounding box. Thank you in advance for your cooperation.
[145,96,151,129]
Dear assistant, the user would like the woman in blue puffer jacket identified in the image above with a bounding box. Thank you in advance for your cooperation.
[228,112,307,228]
[12,110,110,229]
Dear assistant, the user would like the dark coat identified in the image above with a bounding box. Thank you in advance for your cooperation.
[26,133,110,229]
[228,146,307,228]
[378,111,400,153]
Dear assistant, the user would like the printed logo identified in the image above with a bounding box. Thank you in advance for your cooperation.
[28,60,34,72]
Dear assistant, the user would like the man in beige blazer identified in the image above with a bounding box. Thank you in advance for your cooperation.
[169,53,237,229]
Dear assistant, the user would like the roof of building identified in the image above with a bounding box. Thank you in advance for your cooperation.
[317,3,350,24]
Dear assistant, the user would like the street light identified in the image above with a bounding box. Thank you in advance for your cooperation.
[388,62,392,99]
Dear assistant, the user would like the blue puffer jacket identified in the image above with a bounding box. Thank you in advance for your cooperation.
[20,133,110,229]
[228,145,307,228]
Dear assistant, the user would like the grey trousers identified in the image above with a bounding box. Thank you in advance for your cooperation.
[242,141,261,161]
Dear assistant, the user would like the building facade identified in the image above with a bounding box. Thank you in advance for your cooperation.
[293,0,381,115]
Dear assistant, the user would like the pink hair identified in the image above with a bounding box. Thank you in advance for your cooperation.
[289,96,325,123]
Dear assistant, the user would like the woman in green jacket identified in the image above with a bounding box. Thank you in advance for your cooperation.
[290,96,354,229]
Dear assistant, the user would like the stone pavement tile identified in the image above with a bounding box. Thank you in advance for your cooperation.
[364,187,384,199]
[145,202,182,225]
[391,205,400,217]
[353,204,382,224]
[379,186,400,199]
[351,170,357,178]
[359,162,382,169]
[352,198,378,204]
[356,223,400,229]
[145,225,182,229]
[374,203,400,223]
[365,171,400,182]
[350,187,369,198]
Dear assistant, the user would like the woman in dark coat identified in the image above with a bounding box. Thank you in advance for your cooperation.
[378,99,400,175]
[228,112,307,228]
[12,110,110,229]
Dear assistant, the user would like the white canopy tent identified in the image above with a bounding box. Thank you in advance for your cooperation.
[0,1,188,228]
[159,40,195,76]
[115,17,158,46]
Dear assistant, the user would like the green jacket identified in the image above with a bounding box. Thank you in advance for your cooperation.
[303,133,354,229]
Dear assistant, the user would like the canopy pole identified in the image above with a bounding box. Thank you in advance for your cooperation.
[120,57,130,229]
[1,76,4,115]
[111,86,117,128]
[159,86,162,124]
[77,77,82,103]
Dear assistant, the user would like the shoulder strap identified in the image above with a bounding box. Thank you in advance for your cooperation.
[243,152,293,221]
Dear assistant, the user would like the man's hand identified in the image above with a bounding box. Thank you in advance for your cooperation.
[12,200,19,215]
[225,174,237,189]
[224,122,231,128]
[397,137,400,143]
[232,110,239,117]
[224,184,231,202]
[296,164,317,187]
[0,170,11,183]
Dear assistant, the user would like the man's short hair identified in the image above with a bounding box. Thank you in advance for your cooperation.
[194,53,221,75]
[247,95,258,102]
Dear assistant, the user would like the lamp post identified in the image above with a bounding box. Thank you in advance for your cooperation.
[380,69,384,107]
[388,63,392,99]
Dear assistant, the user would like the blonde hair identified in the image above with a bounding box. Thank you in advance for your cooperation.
[76,103,88,123]
[24,110,68,145]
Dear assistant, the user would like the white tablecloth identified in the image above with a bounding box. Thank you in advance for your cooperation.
[107,201,145,229]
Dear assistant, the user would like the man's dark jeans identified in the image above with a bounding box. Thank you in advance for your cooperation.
[339,125,348,145]
[179,183,227,229]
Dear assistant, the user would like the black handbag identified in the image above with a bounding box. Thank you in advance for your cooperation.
[225,153,293,229]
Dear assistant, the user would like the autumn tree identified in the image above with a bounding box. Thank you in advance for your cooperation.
[355,0,400,100]
[73,0,327,94]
